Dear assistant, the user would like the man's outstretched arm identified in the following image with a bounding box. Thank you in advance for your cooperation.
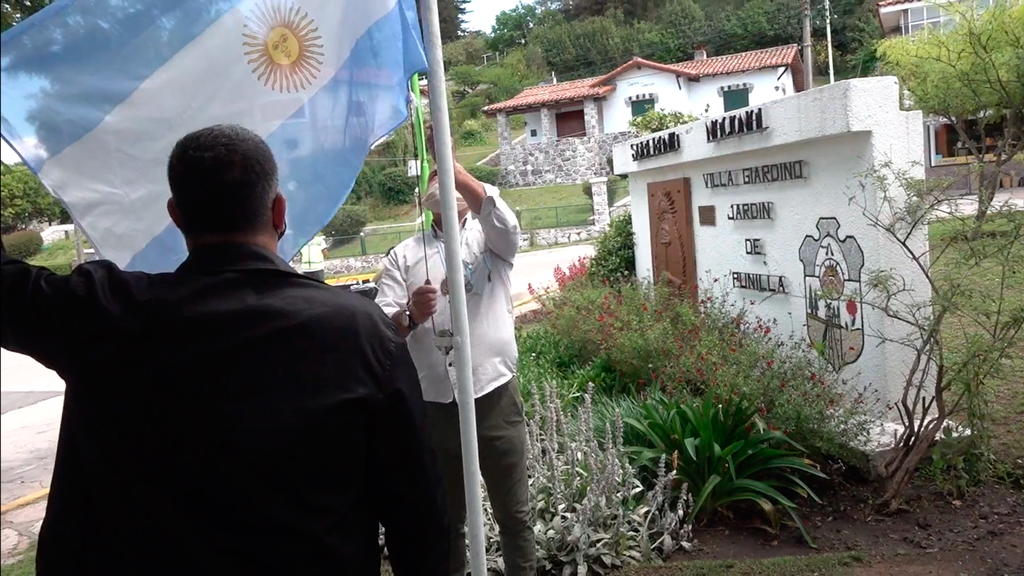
[0,239,119,372]
[372,336,450,575]
[1,239,78,366]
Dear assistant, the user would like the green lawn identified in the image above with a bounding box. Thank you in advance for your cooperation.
[361,203,419,228]
[27,238,87,274]
[457,127,526,166]
[615,553,867,576]
[326,228,422,258]
[0,544,35,576]
[502,183,592,230]
[930,213,1024,467]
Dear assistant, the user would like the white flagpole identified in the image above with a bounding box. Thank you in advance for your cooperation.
[418,1,487,575]
[825,0,836,84]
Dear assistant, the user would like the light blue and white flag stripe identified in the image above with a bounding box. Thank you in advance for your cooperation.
[1,0,426,272]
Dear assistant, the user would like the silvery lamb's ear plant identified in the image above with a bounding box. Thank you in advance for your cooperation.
[482,382,694,575]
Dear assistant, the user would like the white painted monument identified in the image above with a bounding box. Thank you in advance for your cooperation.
[613,77,929,410]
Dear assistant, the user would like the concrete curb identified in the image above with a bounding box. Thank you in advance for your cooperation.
[0,489,48,516]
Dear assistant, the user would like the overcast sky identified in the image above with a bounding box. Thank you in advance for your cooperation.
[1,142,18,164]
[466,0,520,33]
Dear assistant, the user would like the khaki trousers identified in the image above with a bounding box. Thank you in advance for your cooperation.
[424,379,535,576]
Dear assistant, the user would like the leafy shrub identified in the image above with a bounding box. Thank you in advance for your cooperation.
[588,213,635,283]
[623,394,827,546]
[518,324,628,409]
[2,230,43,259]
[482,382,692,574]
[457,118,494,147]
[628,109,700,135]
[322,205,369,241]
[350,165,415,206]
[465,164,499,185]
[376,167,416,205]
[534,278,875,462]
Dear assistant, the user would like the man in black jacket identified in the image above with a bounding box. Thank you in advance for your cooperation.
[0,124,449,575]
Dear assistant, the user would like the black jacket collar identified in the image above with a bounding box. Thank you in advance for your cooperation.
[175,243,295,275]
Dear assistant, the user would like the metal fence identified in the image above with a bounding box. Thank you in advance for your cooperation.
[607,179,630,206]
[516,204,592,230]
[325,230,420,258]
[322,203,596,257]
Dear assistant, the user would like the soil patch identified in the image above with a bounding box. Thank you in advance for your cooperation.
[675,479,1024,576]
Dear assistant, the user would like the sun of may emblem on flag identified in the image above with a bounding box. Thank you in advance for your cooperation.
[242,1,325,93]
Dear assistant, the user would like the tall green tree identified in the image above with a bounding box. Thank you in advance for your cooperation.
[443,33,489,68]
[529,10,661,79]
[878,0,1024,223]
[436,0,470,42]
[644,0,706,63]
[489,3,562,53]
[703,0,802,56]
[1,163,69,234]
[0,0,50,32]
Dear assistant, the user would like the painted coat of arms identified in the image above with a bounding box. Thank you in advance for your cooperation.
[798,218,865,371]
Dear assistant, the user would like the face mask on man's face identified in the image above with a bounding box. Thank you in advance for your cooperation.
[422,179,467,213]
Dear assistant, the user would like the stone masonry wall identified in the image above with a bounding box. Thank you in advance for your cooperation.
[518,225,602,249]
[292,254,384,277]
[498,132,635,189]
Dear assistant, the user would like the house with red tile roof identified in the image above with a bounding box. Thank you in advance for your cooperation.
[480,44,805,188]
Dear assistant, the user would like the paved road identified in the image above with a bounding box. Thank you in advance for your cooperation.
[510,243,594,304]
[1,349,64,509]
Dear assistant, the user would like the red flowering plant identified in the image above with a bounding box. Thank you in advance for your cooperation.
[525,271,876,464]
[553,256,591,290]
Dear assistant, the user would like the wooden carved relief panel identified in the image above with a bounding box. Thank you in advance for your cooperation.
[647,178,697,300]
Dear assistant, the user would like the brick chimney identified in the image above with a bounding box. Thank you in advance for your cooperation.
[694,44,707,60]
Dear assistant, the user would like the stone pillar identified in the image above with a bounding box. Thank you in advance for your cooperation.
[496,111,512,149]
[540,107,555,141]
[590,177,610,230]
[584,98,600,137]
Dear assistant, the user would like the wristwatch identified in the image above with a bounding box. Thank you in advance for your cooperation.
[402,305,420,331]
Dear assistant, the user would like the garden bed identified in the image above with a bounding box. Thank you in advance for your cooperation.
[501,206,1023,575]
[677,478,1022,576]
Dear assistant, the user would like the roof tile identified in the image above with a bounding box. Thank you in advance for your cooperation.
[483,44,803,114]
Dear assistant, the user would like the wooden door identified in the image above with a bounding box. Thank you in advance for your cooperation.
[647,178,697,299]
[555,110,586,139]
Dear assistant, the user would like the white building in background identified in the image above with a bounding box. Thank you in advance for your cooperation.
[875,0,1022,192]
[481,45,805,188]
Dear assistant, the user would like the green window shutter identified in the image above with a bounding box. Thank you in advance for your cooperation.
[723,89,749,113]
[631,99,655,118]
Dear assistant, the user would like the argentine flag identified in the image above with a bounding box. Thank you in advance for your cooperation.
[1,0,427,272]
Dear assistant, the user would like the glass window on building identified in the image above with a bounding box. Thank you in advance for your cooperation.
[930,118,1011,166]
[631,98,655,118]
[722,89,750,113]
[903,5,947,34]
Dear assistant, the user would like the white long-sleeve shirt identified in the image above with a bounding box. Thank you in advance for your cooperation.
[375,184,520,403]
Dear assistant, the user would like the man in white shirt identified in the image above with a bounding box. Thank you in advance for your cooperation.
[375,138,534,575]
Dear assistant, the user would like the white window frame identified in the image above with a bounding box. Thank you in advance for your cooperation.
[901,5,948,35]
